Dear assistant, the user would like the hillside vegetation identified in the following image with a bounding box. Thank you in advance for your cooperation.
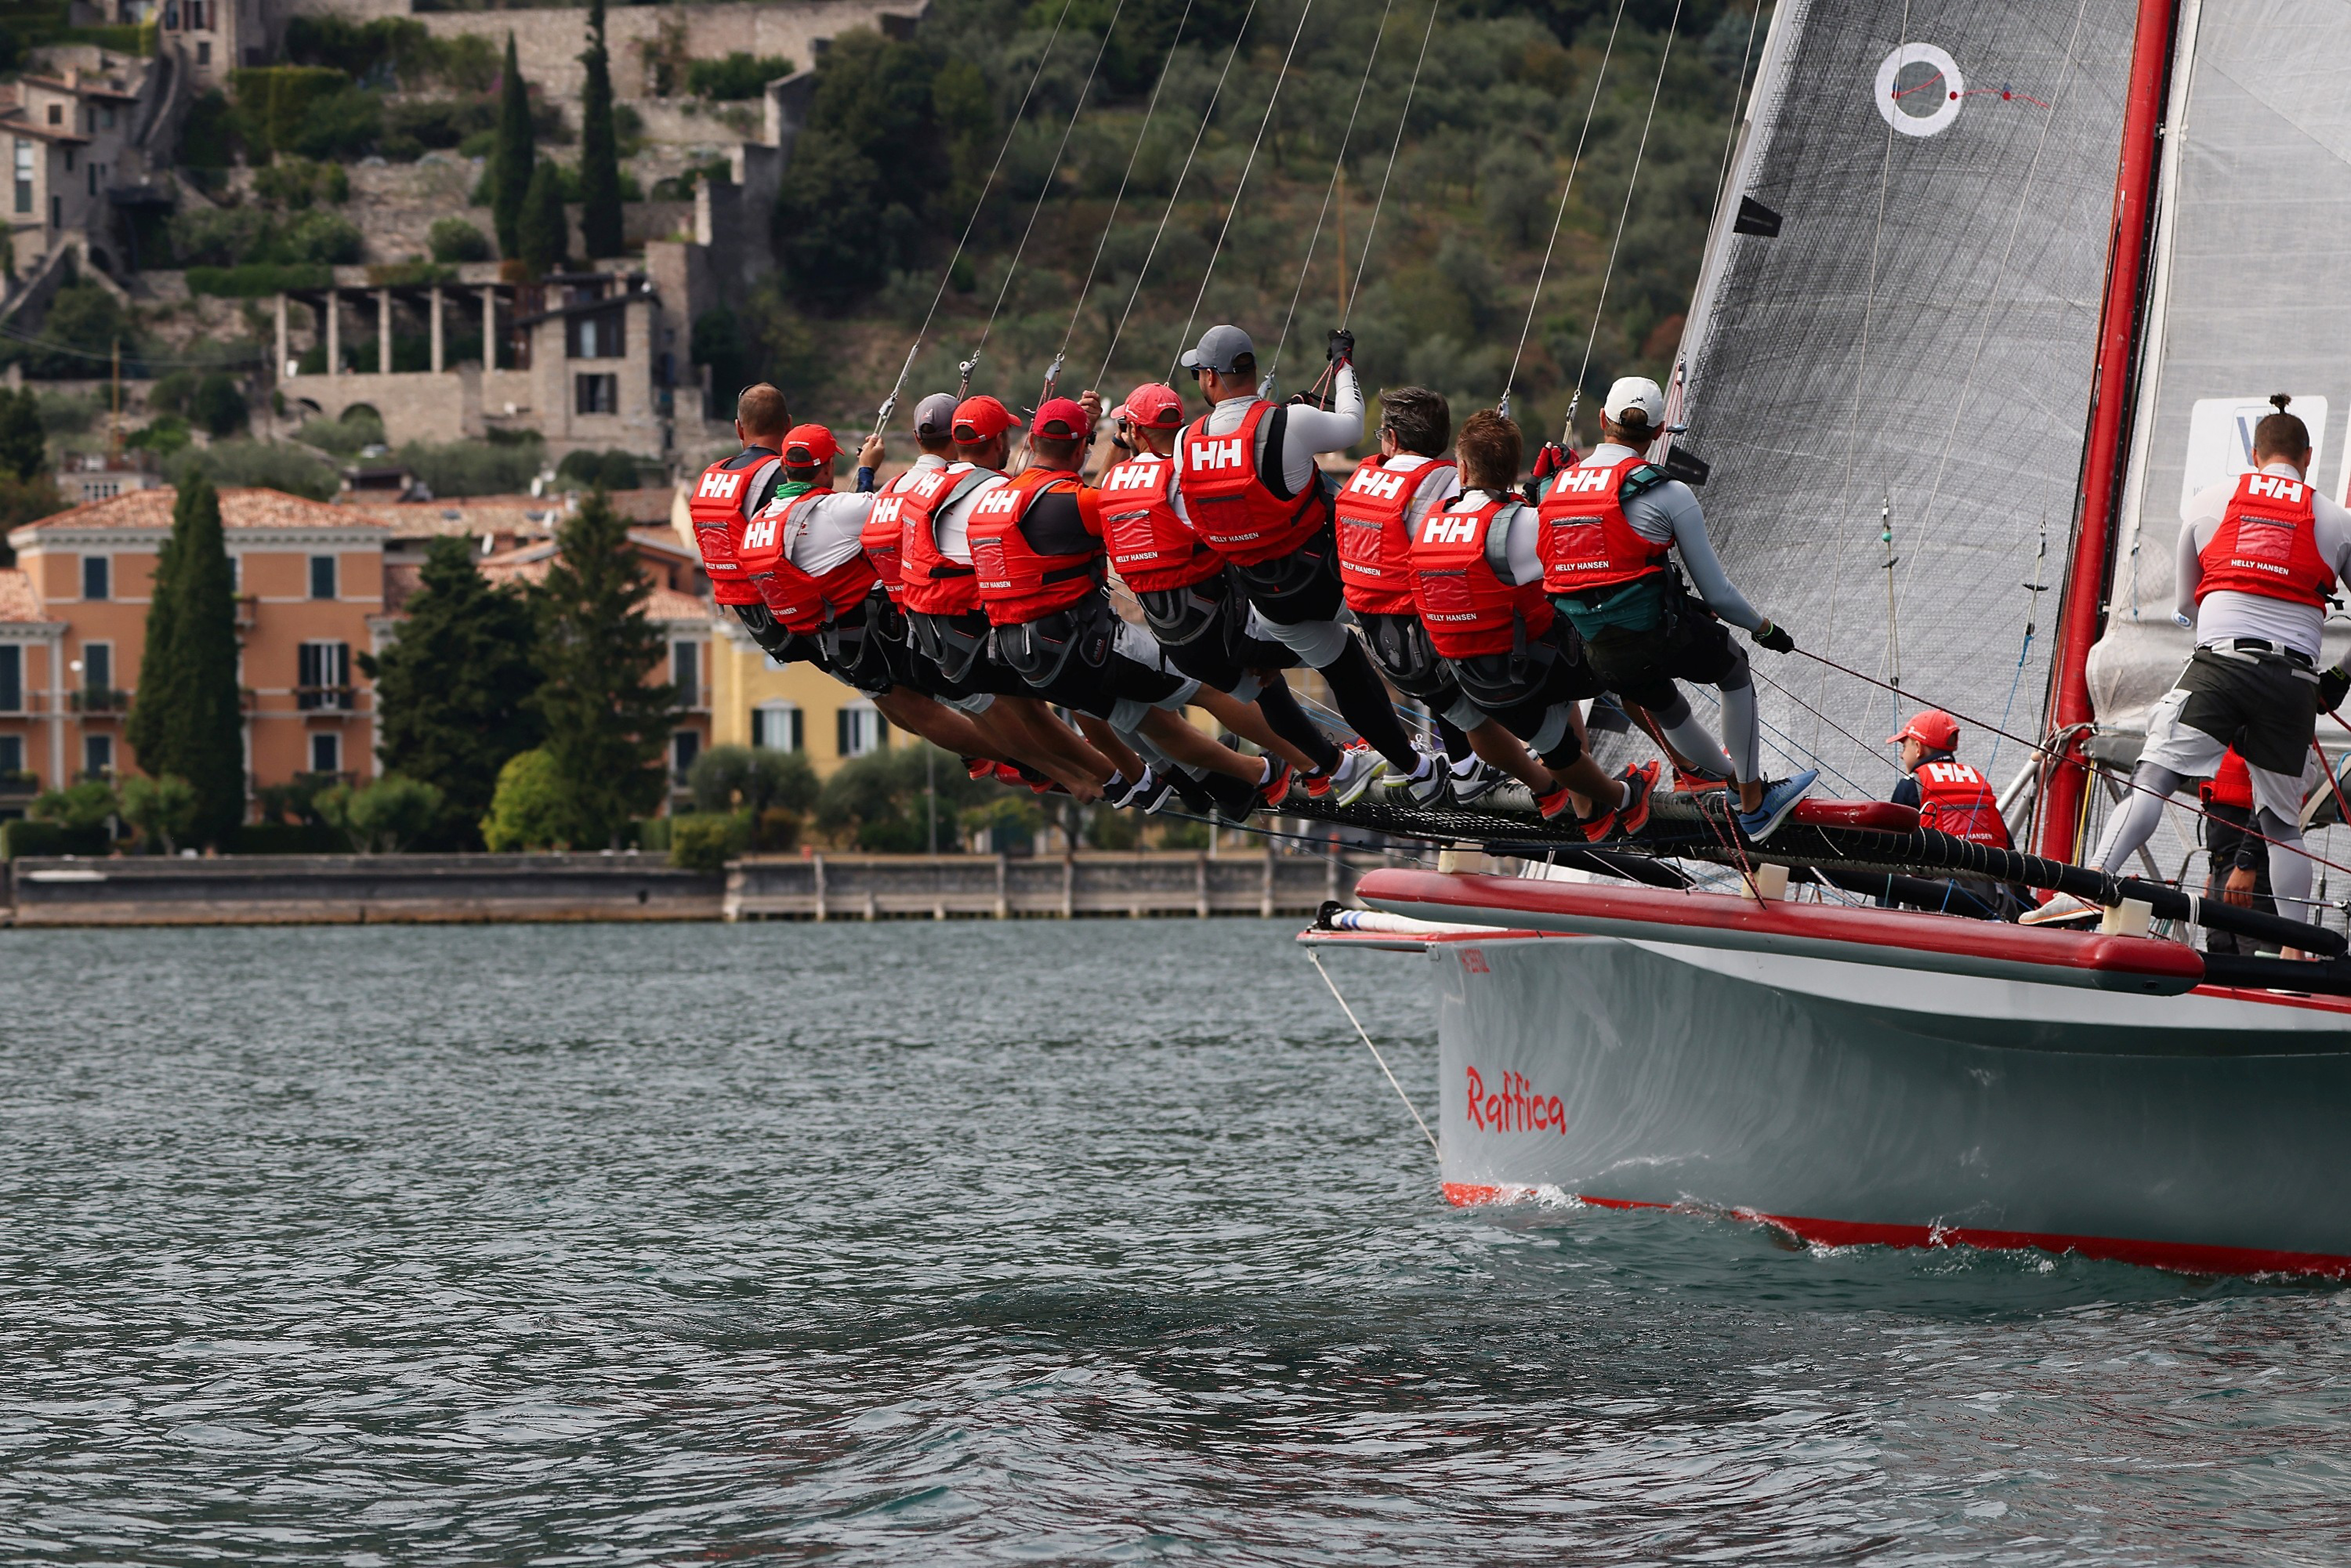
[721,0,1764,447]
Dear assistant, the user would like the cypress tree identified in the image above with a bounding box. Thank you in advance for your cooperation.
[517,159,570,278]
[490,33,535,258]
[577,0,625,260]
[532,490,673,847]
[358,534,544,848]
[160,477,246,846]
[124,492,181,773]
[0,387,45,480]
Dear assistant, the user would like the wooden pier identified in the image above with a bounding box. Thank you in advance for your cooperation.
[723,850,1383,922]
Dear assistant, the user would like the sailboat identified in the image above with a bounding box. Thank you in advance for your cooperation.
[1302,0,2351,1276]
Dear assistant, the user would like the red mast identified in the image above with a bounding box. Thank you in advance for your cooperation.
[2038,0,2181,861]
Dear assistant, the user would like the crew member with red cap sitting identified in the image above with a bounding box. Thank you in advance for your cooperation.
[1886,708,2012,850]
[948,394,1295,817]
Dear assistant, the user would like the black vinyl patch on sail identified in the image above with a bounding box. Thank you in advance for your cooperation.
[1733,195,1782,237]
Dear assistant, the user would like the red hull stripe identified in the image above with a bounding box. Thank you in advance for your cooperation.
[1361,868,2206,988]
[1440,1183,2351,1279]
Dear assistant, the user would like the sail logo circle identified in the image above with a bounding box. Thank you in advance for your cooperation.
[1876,42,1964,136]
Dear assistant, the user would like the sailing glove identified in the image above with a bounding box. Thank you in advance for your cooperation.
[1753,621,1795,654]
[2321,664,2351,713]
[1327,329,1354,366]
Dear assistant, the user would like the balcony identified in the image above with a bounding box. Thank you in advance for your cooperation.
[235,594,258,631]
[67,686,131,714]
[296,685,356,713]
[0,768,37,802]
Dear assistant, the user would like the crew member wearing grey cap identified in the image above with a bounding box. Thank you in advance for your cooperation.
[1534,376,1815,840]
[1159,323,1438,794]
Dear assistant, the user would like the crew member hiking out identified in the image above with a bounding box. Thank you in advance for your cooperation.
[1339,386,1562,807]
[1096,381,1367,802]
[736,421,1028,769]
[1415,409,1659,835]
[2030,397,2351,931]
[689,383,808,664]
[1539,376,1816,839]
[945,395,1285,819]
[1172,323,1440,795]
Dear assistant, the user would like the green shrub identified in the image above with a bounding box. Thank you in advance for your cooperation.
[666,811,743,871]
[163,440,339,502]
[280,210,365,265]
[294,407,386,456]
[688,52,793,100]
[32,778,119,831]
[480,747,576,850]
[428,217,492,263]
[316,773,445,852]
[189,374,248,438]
[252,156,349,209]
[555,448,649,491]
[185,263,336,298]
[118,773,198,854]
[1,818,62,858]
[229,66,350,153]
[125,414,191,455]
[396,437,541,497]
[687,744,817,816]
[179,88,238,166]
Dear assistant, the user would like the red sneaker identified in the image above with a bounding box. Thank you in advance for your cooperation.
[1611,760,1661,838]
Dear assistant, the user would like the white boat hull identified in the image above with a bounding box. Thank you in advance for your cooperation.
[1424,932,2351,1275]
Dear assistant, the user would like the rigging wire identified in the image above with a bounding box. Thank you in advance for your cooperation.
[1168,0,1321,378]
[1094,0,1264,388]
[885,0,1079,425]
[1308,948,1442,1157]
[1053,0,1200,372]
[970,0,1136,385]
[1499,0,1630,421]
[1344,0,1442,322]
[1563,0,1686,423]
[1264,0,1398,393]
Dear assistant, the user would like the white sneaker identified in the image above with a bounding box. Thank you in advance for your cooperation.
[1310,744,1386,807]
[2020,892,2100,926]
[1450,758,1508,806]
[1381,748,1449,805]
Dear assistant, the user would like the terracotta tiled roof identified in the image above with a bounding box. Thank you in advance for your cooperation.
[340,495,567,540]
[646,585,713,623]
[17,486,383,534]
[0,567,51,623]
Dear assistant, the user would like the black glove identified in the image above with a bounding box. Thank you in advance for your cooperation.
[2321,664,2350,713]
[1753,620,1795,655]
[1326,328,1354,366]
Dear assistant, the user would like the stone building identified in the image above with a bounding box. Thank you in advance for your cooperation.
[0,49,183,277]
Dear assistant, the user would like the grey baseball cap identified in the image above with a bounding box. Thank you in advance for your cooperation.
[912,391,961,437]
[1179,324,1255,374]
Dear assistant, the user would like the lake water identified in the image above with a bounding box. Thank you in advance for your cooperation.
[2,919,2346,1564]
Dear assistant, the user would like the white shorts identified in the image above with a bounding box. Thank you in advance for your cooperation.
[2139,686,2302,822]
[1254,616,1353,669]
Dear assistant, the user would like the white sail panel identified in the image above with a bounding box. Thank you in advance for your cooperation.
[2086,0,2351,743]
[1674,0,2135,795]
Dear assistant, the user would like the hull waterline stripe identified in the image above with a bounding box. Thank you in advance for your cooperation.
[1440,1184,2351,1279]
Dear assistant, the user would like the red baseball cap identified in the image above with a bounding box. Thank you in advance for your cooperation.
[782,424,838,465]
[1886,708,1960,751]
[951,395,1018,444]
[1031,397,1091,440]
[1112,382,1184,429]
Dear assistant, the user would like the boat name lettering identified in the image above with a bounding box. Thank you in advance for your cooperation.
[1464,1066,1565,1134]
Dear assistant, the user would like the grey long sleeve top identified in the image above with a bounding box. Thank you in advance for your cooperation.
[1503,444,1765,632]
[1177,366,1364,495]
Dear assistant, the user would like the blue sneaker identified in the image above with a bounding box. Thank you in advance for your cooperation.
[1735,769,1818,841]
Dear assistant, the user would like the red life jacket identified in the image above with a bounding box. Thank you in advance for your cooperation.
[2195,469,2338,608]
[737,488,881,634]
[896,462,995,617]
[1338,455,1455,616]
[966,467,1101,626]
[2200,748,2254,810]
[687,447,781,607]
[1410,494,1556,659]
[861,463,941,601]
[1911,757,2012,849]
[1178,400,1327,566]
[1099,453,1218,594]
[1537,455,1669,596]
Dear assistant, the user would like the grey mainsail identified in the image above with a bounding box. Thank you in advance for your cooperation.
[1669,0,2136,799]
[2085,0,2351,747]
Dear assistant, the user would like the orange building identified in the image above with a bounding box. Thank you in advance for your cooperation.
[1,488,391,801]
[0,485,712,820]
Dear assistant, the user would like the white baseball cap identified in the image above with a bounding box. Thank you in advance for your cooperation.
[1603,376,1666,427]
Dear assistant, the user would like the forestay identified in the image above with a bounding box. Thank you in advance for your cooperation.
[1673,0,2134,790]
[2085,0,2351,741]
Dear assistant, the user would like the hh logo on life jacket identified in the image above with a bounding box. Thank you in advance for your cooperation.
[1190,436,1247,470]
[1104,463,1159,492]
[909,470,948,499]
[1347,467,1407,500]
[1921,761,1984,786]
[1557,467,1614,494]
[869,496,904,527]
[1421,511,1480,546]
[973,486,1024,516]
[740,514,779,551]
[2248,475,2307,503]
[696,470,742,501]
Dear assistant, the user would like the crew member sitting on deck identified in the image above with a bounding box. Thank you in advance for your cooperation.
[1537,376,1816,840]
[2030,396,2351,928]
[1887,708,2013,851]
